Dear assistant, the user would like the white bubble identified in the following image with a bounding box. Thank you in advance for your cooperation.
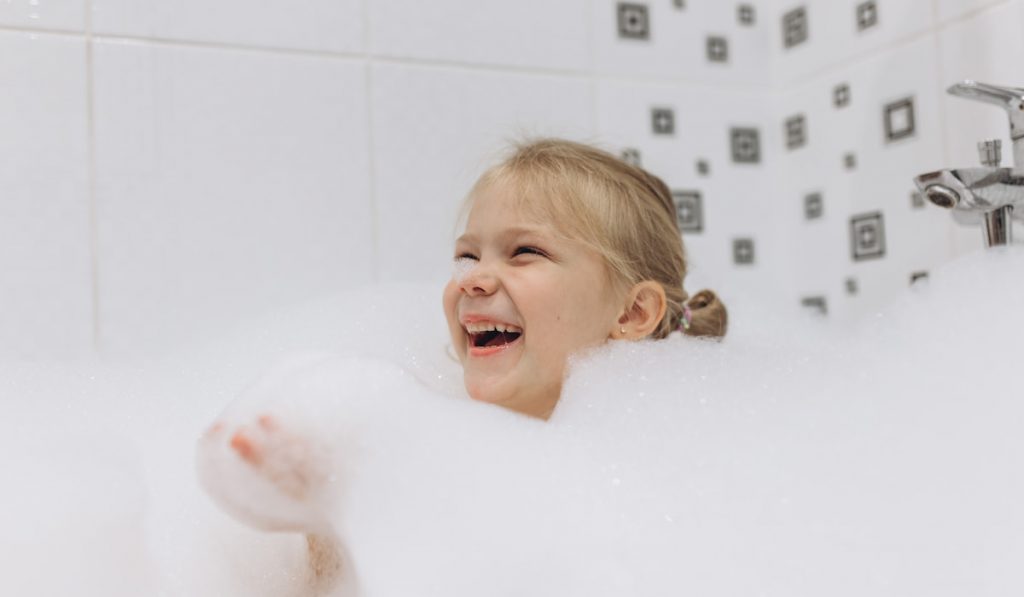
[451,257,476,284]
[6,249,1024,596]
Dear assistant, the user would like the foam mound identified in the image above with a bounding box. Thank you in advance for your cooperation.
[3,248,1024,596]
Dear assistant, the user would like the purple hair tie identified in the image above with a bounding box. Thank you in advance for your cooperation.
[677,306,692,332]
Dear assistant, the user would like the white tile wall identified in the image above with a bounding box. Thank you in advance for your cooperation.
[774,28,969,321]
[0,31,92,358]
[92,40,373,353]
[0,0,1020,356]
[92,0,364,53]
[772,0,936,85]
[936,0,1012,23]
[0,0,85,32]
[370,0,588,71]
[371,63,594,283]
[594,77,782,310]
[937,0,1024,255]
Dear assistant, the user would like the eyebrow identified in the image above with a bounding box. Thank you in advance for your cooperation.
[455,226,551,245]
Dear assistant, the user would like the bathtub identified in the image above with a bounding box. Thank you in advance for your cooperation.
[3,249,1024,596]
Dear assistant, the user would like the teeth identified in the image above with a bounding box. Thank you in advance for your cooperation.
[465,322,523,334]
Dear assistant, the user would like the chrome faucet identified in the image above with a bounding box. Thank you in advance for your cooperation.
[914,80,1024,248]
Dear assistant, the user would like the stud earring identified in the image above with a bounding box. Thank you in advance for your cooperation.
[620,326,626,334]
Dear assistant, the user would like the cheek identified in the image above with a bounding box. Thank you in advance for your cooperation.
[442,283,460,331]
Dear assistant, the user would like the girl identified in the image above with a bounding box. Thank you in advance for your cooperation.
[443,138,727,419]
[199,138,727,594]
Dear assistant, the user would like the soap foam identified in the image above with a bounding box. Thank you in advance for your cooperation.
[4,248,1024,596]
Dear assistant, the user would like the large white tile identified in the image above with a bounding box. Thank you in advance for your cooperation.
[93,41,372,353]
[92,0,364,53]
[778,33,953,320]
[371,63,594,283]
[593,0,774,86]
[594,78,781,310]
[938,0,1024,168]
[0,31,92,358]
[371,0,587,70]
[0,0,85,31]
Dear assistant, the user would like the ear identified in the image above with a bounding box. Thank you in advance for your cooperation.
[616,281,667,339]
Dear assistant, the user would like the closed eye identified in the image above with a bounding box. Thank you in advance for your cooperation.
[513,246,547,257]
[455,253,478,261]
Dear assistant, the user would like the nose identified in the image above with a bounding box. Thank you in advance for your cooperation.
[459,260,498,297]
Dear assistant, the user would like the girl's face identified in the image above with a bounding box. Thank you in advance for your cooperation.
[442,183,625,419]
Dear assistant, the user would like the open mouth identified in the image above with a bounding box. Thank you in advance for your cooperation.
[470,329,523,348]
[466,321,524,354]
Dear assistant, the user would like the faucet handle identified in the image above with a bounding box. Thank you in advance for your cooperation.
[948,80,1024,141]
[978,139,1002,166]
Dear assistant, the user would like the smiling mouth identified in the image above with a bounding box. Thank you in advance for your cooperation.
[470,330,523,348]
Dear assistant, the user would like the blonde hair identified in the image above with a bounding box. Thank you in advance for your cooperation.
[464,138,727,339]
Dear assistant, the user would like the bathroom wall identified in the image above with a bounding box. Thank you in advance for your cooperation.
[0,0,1018,359]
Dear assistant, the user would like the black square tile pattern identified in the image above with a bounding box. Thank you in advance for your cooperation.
[804,192,823,220]
[884,97,915,142]
[651,107,675,135]
[673,0,685,8]
[620,148,641,167]
[857,1,878,31]
[738,4,756,25]
[833,83,850,108]
[850,212,885,261]
[731,127,760,163]
[672,190,703,233]
[844,152,857,170]
[696,159,710,176]
[801,296,827,315]
[706,36,728,63]
[911,190,926,209]
[845,277,858,295]
[618,3,650,40]
[783,6,808,49]
[785,114,806,149]
[733,238,755,265]
[910,271,929,285]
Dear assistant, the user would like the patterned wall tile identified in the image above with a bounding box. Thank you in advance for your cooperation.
[738,4,756,26]
[651,107,675,135]
[621,147,642,166]
[833,83,850,108]
[850,212,886,261]
[785,113,807,149]
[856,1,878,32]
[731,127,761,163]
[733,238,756,264]
[883,97,915,142]
[782,6,808,49]
[801,295,827,315]
[804,192,823,219]
[673,190,703,233]
[617,3,650,40]
[706,36,729,63]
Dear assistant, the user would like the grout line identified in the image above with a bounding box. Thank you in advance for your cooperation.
[586,0,599,139]
[0,24,772,91]
[933,0,1014,27]
[363,0,380,284]
[84,0,101,355]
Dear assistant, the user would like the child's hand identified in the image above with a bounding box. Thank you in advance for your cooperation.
[197,411,334,533]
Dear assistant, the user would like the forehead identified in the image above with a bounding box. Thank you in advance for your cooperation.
[463,174,567,231]
[461,180,538,225]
